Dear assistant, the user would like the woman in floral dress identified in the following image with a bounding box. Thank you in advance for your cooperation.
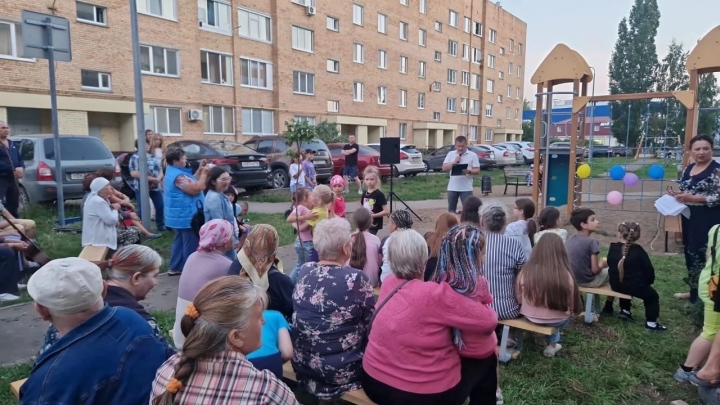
[291,217,376,402]
[670,135,720,303]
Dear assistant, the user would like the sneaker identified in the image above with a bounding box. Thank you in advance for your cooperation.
[543,343,562,358]
[17,283,27,291]
[358,188,363,195]
[496,388,504,405]
[674,367,696,384]
[343,189,349,194]
[0,293,20,302]
[646,322,668,332]
[144,234,162,241]
[618,310,635,322]
[167,270,182,276]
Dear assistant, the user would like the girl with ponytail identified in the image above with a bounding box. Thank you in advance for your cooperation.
[151,276,299,405]
[349,207,382,286]
[607,222,666,331]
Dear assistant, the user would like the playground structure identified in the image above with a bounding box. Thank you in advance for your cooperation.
[529,25,720,218]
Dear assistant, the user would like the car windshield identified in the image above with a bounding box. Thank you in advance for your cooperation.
[43,138,113,160]
[401,145,420,154]
[527,142,534,148]
[301,139,328,152]
[210,142,256,155]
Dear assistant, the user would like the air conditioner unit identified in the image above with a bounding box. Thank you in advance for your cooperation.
[188,109,203,121]
[306,5,316,15]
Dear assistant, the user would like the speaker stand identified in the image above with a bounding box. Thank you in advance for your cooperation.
[388,165,422,221]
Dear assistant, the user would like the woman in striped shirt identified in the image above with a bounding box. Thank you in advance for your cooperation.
[481,202,528,320]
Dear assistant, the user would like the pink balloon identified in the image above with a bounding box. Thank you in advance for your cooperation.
[623,173,639,187]
[607,191,623,205]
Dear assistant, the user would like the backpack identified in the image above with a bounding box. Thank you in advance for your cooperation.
[190,200,205,236]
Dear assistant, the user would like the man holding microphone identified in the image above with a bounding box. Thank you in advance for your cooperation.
[441,135,480,213]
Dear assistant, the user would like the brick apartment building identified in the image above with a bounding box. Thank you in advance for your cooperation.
[0,0,526,151]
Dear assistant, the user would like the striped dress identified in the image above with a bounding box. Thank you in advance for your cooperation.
[484,232,528,320]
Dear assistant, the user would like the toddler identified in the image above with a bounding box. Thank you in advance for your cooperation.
[286,188,315,283]
[329,175,346,218]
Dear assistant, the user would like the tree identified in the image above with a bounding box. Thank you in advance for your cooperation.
[608,0,661,146]
[522,120,534,142]
[698,73,720,136]
[314,120,346,144]
[654,40,689,145]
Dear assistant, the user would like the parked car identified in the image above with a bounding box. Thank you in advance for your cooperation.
[327,143,392,178]
[166,140,272,192]
[423,145,496,172]
[586,145,610,158]
[476,145,515,167]
[493,144,524,166]
[366,143,425,176]
[500,141,535,164]
[11,135,121,207]
[547,142,589,157]
[609,146,633,157]
[243,136,333,189]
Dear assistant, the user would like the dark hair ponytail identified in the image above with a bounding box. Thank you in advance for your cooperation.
[350,208,372,270]
[617,222,641,282]
[527,218,539,247]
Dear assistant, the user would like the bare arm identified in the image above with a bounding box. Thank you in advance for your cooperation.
[590,254,606,275]
[175,173,207,196]
[277,328,293,362]
[371,204,389,219]
[341,148,357,156]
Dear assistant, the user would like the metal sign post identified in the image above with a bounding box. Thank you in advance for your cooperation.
[22,11,71,226]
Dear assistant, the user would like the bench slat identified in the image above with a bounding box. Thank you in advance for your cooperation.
[579,285,631,300]
[78,246,109,264]
[282,362,375,405]
[499,318,556,335]
[10,378,26,399]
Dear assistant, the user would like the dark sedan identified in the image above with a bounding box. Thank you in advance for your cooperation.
[423,145,497,172]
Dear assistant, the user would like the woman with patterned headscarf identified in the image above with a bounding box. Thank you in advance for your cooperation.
[228,224,294,322]
[172,219,235,348]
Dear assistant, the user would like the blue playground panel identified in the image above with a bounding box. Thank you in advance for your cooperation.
[545,151,571,207]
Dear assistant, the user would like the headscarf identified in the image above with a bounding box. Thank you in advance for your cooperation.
[89,177,110,198]
[390,210,413,230]
[237,224,279,291]
[330,175,344,187]
[197,219,233,252]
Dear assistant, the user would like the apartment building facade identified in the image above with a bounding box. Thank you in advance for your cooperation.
[0,0,526,151]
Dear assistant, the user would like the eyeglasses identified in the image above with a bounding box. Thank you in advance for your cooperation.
[218,177,232,182]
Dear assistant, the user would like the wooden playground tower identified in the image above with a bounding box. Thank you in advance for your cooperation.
[529,25,720,217]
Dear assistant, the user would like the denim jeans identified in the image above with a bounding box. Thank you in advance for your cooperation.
[134,189,165,231]
[447,190,473,213]
[290,238,314,284]
[169,228,198,272]
[544,318,570,345]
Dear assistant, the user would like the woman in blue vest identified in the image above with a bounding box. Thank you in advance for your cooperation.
[164,148,209,275]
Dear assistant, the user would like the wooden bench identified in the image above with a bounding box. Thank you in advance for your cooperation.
[10,378,26,399]
[502,167,530,196]
[282,362,375,405]
[78,245,109,264]
[579,285,632,324]
[498,318,557,363]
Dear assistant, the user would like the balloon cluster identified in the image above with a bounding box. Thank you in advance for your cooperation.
[575,164,666,206]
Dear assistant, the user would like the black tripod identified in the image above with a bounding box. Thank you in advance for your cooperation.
[387,164,422,221]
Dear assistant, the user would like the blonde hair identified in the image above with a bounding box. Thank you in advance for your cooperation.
[312,185,334,205]
[617,221,641,282]
[99,245,162,280]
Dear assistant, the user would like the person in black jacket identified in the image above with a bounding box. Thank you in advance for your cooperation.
[227,224,294,322]
[607,221,667,331]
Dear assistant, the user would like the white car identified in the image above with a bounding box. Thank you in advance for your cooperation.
[476,145,516,167]
[500,141,535,164]
[366,143,426,177]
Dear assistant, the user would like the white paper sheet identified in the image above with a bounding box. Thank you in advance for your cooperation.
[654,194,690,218]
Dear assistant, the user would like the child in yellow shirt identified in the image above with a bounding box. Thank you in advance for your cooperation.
[306,185,335,262]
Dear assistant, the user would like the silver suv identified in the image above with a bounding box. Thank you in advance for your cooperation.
[11,135,120,207]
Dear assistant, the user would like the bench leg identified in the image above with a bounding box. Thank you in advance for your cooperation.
[504,184,508,195]
[498,325,513,363]
[584,293,595,324]
[514,184,519,197]
[594,294,602,315]
[665,231,669,253]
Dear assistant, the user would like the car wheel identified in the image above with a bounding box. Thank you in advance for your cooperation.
[272,168,289,189]
[523,157,529,165]
[433,168,441,172]
[392,166,400,178]
[18,186,29,212]
[423,160,429,172]
[615,153,621,157]
[407,172,417,177]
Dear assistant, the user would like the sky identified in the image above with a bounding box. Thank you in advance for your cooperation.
[500,0,719,101]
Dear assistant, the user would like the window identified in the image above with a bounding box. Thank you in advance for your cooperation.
[433,81,441,91]
[399,22,408,40]
[199,0,231,33]
[418,61,426,78]
[435,21,442,32]
[327,16,339,31]
[327,100,339,112]
[507,85,512,97]
[399,123,407,140]
[447,98,456,112]
[506,107,511,119]
[488,28,497,43]
[399,89,407,107]
[472,48,482,64]
[485,103,493,117]
[419,0,427,13]
[460,98,468,114]
[136,0,176,20]
[327,59,339,73]
[434,51,441,62]
[449,10,458,27]
[242,108,274,135]
[488,54,495,68]
[419,29,427,47]
[353,43,364,63]
[377,86,387,104]
[517,87,521,99]
[462,44,470,60]
[418,93,426,109]
[499,71,504,80]
[292,0,314,6]
[472,21,482,36]
[140,45,179,77]
[151,106,182,135]
[238,8,272,42]
[471,73,480,90]
[464,17,470,33]
[378,50,387,68]
[470,99,480,115]
[400,0,407,4]
[469,126,478,141]
[353,82,364,101]
[81,70,111,91]
[518,43,523,56]
[433,112,440,121]
[203,105,234,135]
[498,95,503,103]
[378,14,387,34]
[0,21,28,60]
[295,116,316,125]
[201,50,233,85]
[76,2,107,25]
[486,78,494,93]
[448,40,458,57]
[292,26,314,52]
[461,71,469,86]
[293,71,315,95]
[508,62,514,75]
[496,119,502,128]
[515,109,519,120]
[241,58,273,89]
[485,128,493,141]
[517,65,522,77]
[509,39,514,52]
[352,4,363,26]
[500,47,505,55]
[447,69,456,84]
[399,56,407,73]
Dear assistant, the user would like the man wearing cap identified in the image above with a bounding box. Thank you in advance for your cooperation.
[302,149,317,190]
[20,257,166,404]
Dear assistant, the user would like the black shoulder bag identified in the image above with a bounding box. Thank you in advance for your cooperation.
[190,200,205,236]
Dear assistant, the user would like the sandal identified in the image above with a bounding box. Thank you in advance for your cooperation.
[689,373,720,388]
[674,292,691,300]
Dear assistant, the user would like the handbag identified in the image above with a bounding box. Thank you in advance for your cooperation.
[709,225,720,304]
[190,200,205,236]
[367,280,411,337]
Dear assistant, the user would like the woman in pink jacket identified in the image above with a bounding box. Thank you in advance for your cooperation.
[361,228,498,405]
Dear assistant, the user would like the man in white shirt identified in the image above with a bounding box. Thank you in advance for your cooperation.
[442,136,480,213]
[289,154,305,194]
